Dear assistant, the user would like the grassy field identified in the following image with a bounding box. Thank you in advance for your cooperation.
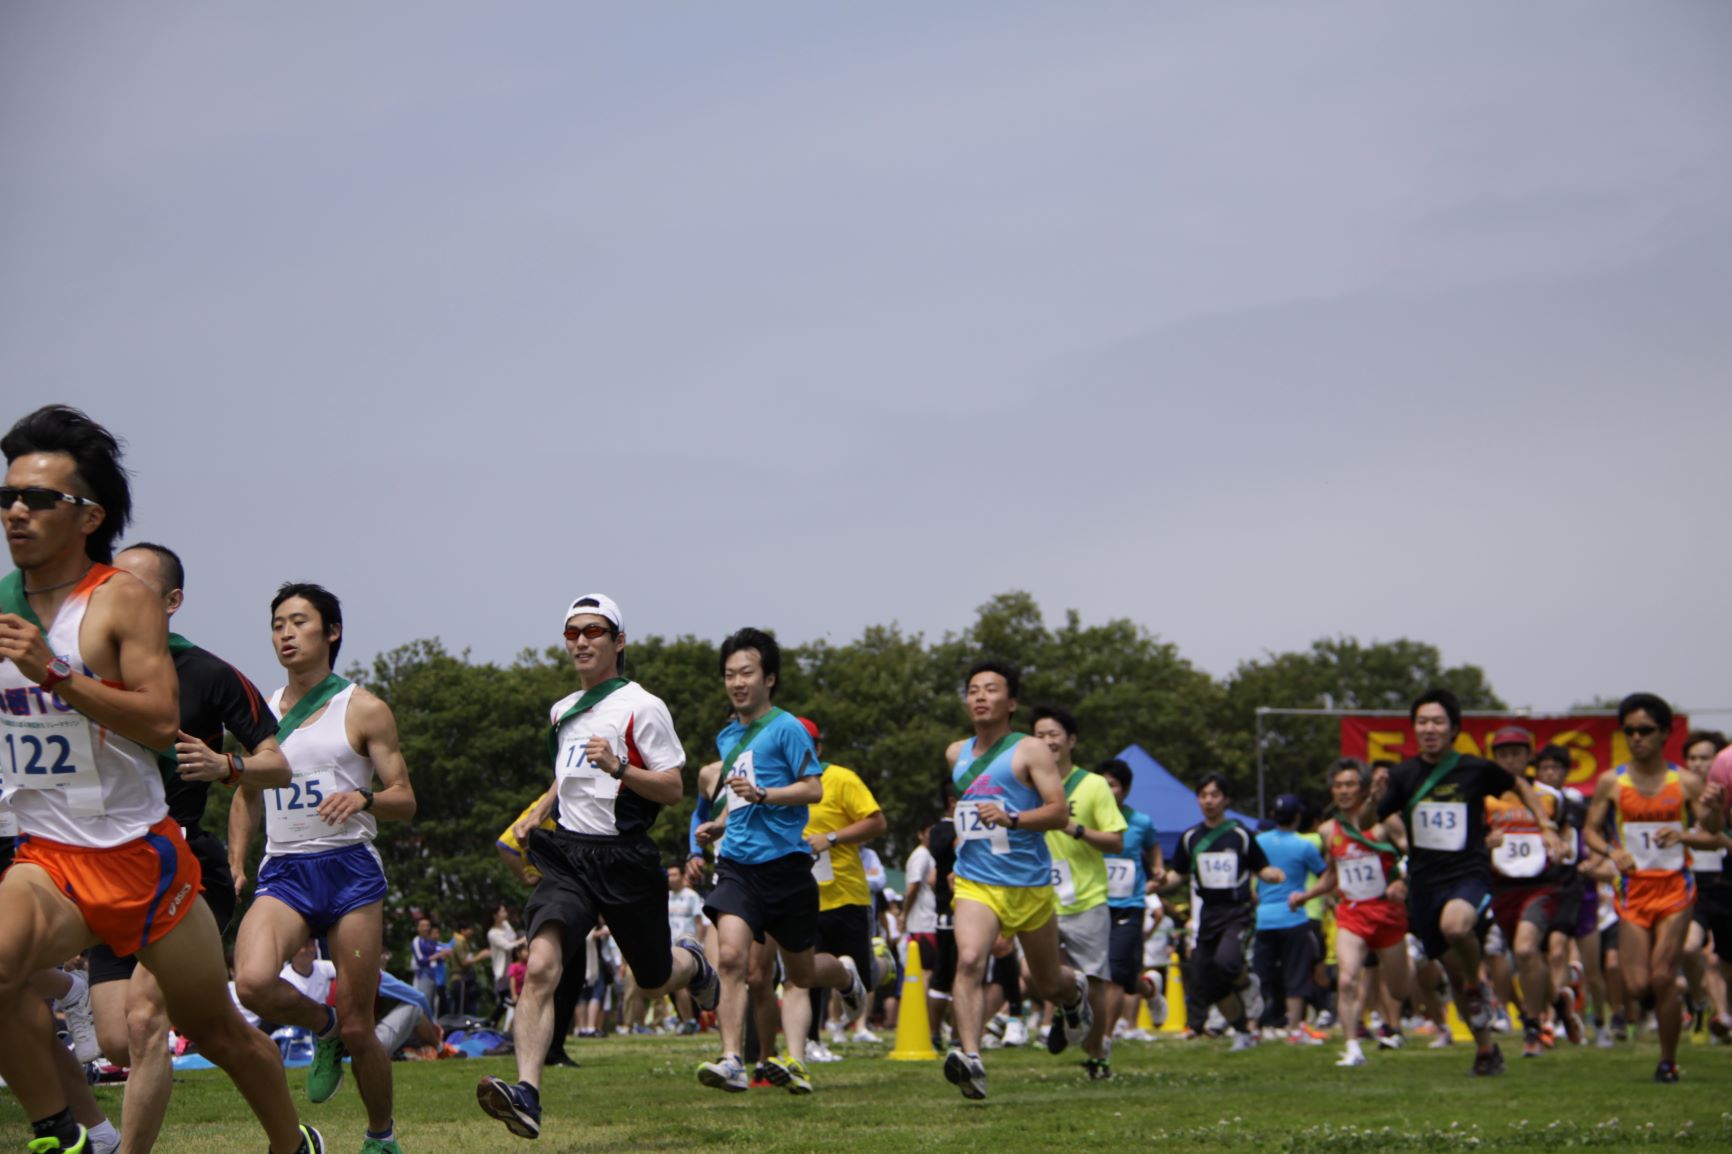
[7,1032,1732,1153]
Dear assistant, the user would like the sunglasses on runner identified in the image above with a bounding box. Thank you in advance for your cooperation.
[0,486,102,512]
[1621,724,1660,738]
[563,623,615,641]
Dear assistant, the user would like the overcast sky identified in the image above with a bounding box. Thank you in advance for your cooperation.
[3,2,1728,721]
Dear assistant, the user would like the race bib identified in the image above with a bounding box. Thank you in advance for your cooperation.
[0,805,16,838]
[1106,858,1136,900]
[1337,855,1388,901]
[1412,801,1467,851]
[724,750,758,813]
[812,848,834,883]
[556,733,623,800]
[0,709,104,816]
[1696,846,1726,874]
[1492,831,1546,879]
[1624,821,1685,872]
[1196,850,1238,890]
[265,762,338,844]
[953,801,1011,855]
[1050,859,1077,906]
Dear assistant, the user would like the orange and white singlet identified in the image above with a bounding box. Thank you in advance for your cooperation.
[0,566,168,848]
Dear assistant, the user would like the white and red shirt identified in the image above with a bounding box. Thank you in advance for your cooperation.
[550,682,684,839]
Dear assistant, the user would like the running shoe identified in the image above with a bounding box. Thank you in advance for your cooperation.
[55,972,102,1066]
[1470,1044,1505,1077]
[1610,1014,1628,1041]
[1521,1024,1544,1059]
[943,1049,986,1100]
[24,1125,86,1153]
[1376,1027,1405,1051]
[1428,1031,1455,1049]
[1287,1028,1324,1046]
[806,1041,842,1063]
[1228,1031,1259,1053]
[307,1030,346,1104]
[1002,1017,1029,1047]
[1083,1057,1112,1081]
[543,1050,580,1069]
[838,956,869,1025]
[1048,972,1092,1056]
[677,937,719,1014]
[698,1054,750,1093]
[476,1077,542,1139]
[1336,1046,1367,1068]
[1314,1009,1337,1029]
[300,1124,326,1154]
[1654,1060,1680,1084]
[851,1027,881,1044]
[750,1060,775,1088]
[1711,1015,1732,1044]
[1594,1023,1614,1049]
[762,1056,813,1095]
[359,1140,403,1154]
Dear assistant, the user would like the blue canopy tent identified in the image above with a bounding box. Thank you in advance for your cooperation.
[1113,744,1256,858]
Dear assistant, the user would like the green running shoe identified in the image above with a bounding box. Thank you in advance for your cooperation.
[360,1139,404,1154]
[26,1126,87,1153]
[307,1032,347,1103]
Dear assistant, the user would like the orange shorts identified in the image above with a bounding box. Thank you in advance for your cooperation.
[15,816,203,958]
[1614,872,1694,932]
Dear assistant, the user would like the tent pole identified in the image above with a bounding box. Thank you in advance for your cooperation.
[1255,707,1267,821]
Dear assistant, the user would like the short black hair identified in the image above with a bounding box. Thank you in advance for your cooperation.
[1029,704,1077,739]
[1410,687,1462,730]
[1098,758,1132,790]
[2,405,133,564]
[1370,759,1396,772]
[1683,730,1727,757]
[720,627,781,696]
[1617,692,1673,732]
[1533,744,1571,769]
[965,660,1020,700]
[271,582,345,662]
[1196,772,1231,798]
[121,541,185,592]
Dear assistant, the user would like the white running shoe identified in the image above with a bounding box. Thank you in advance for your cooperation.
[806,1041,842,1064]
[1003,1017,1029,1047]
[851,1027,881,1044]
[56,971,102,1065]
[1336,1046,1367,1068]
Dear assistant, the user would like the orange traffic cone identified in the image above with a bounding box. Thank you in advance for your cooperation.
[888,941,938,1061]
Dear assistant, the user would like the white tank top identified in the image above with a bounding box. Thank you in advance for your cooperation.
[263,682,377,857]
[0,566,168,847]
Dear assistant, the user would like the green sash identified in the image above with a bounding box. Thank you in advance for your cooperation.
[712,706,786,803]
[167,632,196,655]
[1193,819,1241,855]
[0,571,43,627]
[276,673,351,741]
[1339,819,1398,857]
[1402,749,1461,835]
[1062,768,1089,799]
[545,677,632,763]
[956,731,1023,794]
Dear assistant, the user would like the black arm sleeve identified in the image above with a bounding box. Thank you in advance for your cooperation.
[208,654,280,751]
[1243,833,1270,872]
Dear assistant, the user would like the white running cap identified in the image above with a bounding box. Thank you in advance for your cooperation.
[562,593,622,633]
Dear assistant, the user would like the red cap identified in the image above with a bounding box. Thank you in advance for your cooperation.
[798,717,822,742]
[1489,725,1534,750]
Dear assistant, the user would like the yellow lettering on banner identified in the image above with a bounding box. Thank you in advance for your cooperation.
[1611,733,1631,767]
[1367,730,1406,764]
[1454,734,1483,757]
[1551,730,1597,785]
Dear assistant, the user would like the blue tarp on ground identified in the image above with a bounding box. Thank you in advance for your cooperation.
[1114,743,1257,858]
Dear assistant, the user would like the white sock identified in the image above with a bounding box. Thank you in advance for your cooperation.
[87,1119,119,1152]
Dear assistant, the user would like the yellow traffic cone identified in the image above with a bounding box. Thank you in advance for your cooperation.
[1445,998,1475,1043]
[888,941,938,1061]
[1137,998,1157,1033]
[1158,967,1186,1034]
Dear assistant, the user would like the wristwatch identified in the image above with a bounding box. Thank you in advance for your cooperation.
[356,788,375,811]
[223,753,245,786]
[1006,812,1021,829]
[39,656,73,693]
[1070,822,1085,840]
[825,832,839,848]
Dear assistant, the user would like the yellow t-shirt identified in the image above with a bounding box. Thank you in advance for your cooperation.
[1045,769,1128,915]
[498,796,557,882]
[803,764,880,912]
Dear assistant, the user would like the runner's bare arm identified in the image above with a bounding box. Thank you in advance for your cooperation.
[1581,774,1632,871]
[0,575,178,748]
[1510,774,1564,859]
[175,731,291,789]
[1291,860,1337,909]
[229,783,263,894]
[584,734,682,807]
[320,688,415,823]
[513,784,557,843]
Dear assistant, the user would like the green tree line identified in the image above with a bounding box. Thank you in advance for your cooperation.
[210,590,1502,936]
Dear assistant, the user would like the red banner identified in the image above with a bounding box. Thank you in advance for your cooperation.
[1339,715,1691,790]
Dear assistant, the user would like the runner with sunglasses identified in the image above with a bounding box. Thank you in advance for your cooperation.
[1583,692,1723,1083]
[1376,689,1562,1077]
[479,595,718,1137]
[0,405,323,1154]
[230,582,417,1154]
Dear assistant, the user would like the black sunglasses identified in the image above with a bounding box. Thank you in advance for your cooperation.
[0,486,101,512]
[1621,724,1660,738]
